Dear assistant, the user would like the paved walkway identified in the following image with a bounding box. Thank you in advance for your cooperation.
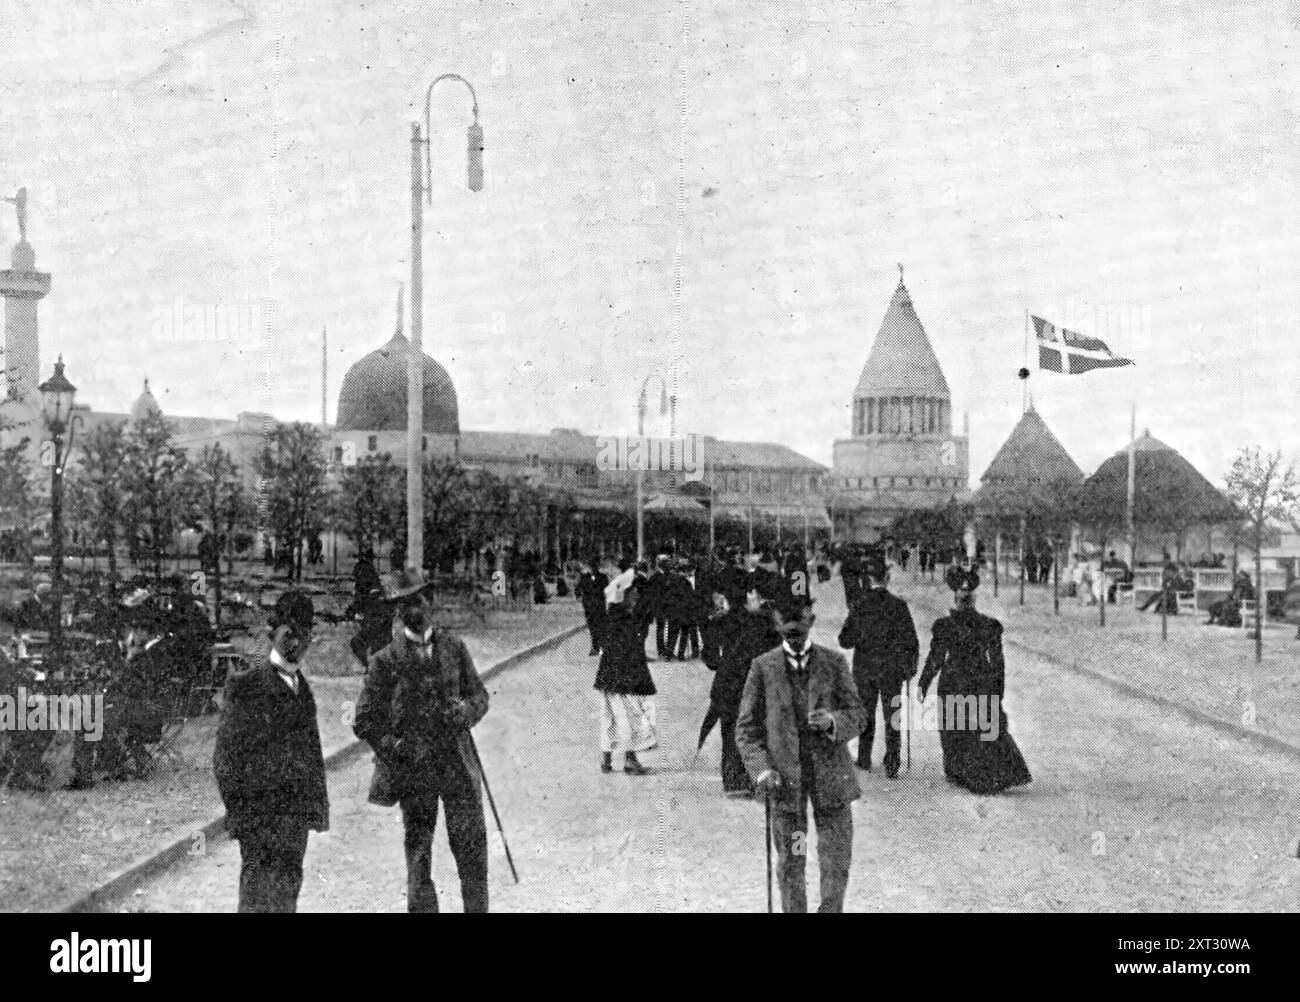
[113,578,1300,912]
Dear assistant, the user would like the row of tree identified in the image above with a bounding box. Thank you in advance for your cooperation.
[0,413,579,616]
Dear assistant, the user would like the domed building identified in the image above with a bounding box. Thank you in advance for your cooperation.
[335,331,459,435]
[129,378,162,424]
[829,271,970,541]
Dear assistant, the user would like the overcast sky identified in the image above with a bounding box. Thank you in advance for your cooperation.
[3,0,1297,486]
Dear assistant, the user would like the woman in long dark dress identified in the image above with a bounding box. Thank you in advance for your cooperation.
[702,587,782,795]
[917,565,1032,795]
[594,578,657,775]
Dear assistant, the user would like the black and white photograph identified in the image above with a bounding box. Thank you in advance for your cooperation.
[0,0,1294,972]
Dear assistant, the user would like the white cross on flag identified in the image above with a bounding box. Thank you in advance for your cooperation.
[1032,315,1134,374]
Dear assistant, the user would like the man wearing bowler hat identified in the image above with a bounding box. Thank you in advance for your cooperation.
[213,590,329,912]
[354,568,491,912]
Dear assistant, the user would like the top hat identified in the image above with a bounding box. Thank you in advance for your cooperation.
[380,568,434,603]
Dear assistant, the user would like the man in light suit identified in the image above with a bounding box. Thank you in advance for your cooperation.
[736,591,867,913]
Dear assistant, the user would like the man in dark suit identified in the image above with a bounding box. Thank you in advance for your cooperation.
[213,591,329,913]
[840,547,863,608]
[574,558,610,656]
[837,551,919,777]
[354,569,491,913]
[640,555,673,659]
[736,592,867,913]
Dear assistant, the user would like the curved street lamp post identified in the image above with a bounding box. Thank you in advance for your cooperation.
[636,373,669,563]
[407,74,484,574]
[39,355,84,653]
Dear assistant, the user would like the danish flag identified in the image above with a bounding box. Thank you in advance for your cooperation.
[1032,315,1134,374]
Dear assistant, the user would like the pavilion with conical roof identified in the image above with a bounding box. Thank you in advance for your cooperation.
[1075,428,1238,562]
[830,269,970,542]
[972,405,1084,506]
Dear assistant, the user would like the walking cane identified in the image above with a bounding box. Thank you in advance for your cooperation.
[468,734,520,884]
[905,679,912,773]
[764,789,773,914]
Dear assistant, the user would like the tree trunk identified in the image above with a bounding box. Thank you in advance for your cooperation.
[1099,531,1107,627]
[1018,517,1026,606]
[1255,524,1263,664]
[1052,539,1060,615]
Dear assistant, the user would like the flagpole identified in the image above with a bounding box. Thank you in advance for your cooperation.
[1023,308,1030,413]
[1127,398,1136,566]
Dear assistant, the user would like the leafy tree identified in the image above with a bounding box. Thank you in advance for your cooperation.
[334,453,404,558]
[122,411,190,580]
[258,422,330,581]
[423,455,476,568]
[1223,447,1299,663]
[0,437,38,584]
[186,443,252,628]
[75,422,128,595]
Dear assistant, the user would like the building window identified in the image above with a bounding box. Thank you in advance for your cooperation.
[367,435,377,452]
[333,446,343,462]
[421,436,428,452]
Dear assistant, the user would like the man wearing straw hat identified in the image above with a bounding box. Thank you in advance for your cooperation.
[354,568,491,912]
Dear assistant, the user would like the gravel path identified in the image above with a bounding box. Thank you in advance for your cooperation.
[110,577,1299,912]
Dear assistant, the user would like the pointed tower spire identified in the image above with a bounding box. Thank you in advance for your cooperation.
[852,272,951,401]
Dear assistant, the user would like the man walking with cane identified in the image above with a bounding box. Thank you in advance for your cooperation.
[737,590,866,913]
[354,569,492,912]
[837,549,918,778]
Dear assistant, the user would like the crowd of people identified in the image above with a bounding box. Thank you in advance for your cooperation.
[1,573,219,788]
[567,540,1031,912]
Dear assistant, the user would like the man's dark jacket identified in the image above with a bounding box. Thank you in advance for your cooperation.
[575,571,609,616]
[837,587,920,683]
[213,655,330,839]
[353,630,489,807]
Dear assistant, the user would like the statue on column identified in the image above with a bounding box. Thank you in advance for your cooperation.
[3,187,28,242]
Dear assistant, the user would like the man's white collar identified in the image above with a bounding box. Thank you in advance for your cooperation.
[404,626,434,645]
[269,647,297,678]
[782,638,812,658]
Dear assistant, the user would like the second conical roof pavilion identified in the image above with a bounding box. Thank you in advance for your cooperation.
[979,406,1084,487]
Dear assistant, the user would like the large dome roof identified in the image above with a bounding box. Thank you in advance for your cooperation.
[336,333,459,433]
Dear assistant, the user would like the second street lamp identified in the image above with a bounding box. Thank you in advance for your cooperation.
[636,373,669,563]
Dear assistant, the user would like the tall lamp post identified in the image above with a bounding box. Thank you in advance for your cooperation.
[407,74,484,573]
[636,373,668,562]
[39,355,82,652]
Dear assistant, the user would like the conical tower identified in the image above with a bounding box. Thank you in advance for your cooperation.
[850,272,952,437]
[831,269,970,542]
[976,405,1083,493]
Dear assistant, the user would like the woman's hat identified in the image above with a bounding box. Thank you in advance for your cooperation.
[380,568,434,603]
[863,551,888,581]
[945,564,980,593]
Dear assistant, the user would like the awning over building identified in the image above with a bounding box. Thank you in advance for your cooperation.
[715,503,832,530]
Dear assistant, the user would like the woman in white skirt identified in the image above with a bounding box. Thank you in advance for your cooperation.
[593,577,657,775]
